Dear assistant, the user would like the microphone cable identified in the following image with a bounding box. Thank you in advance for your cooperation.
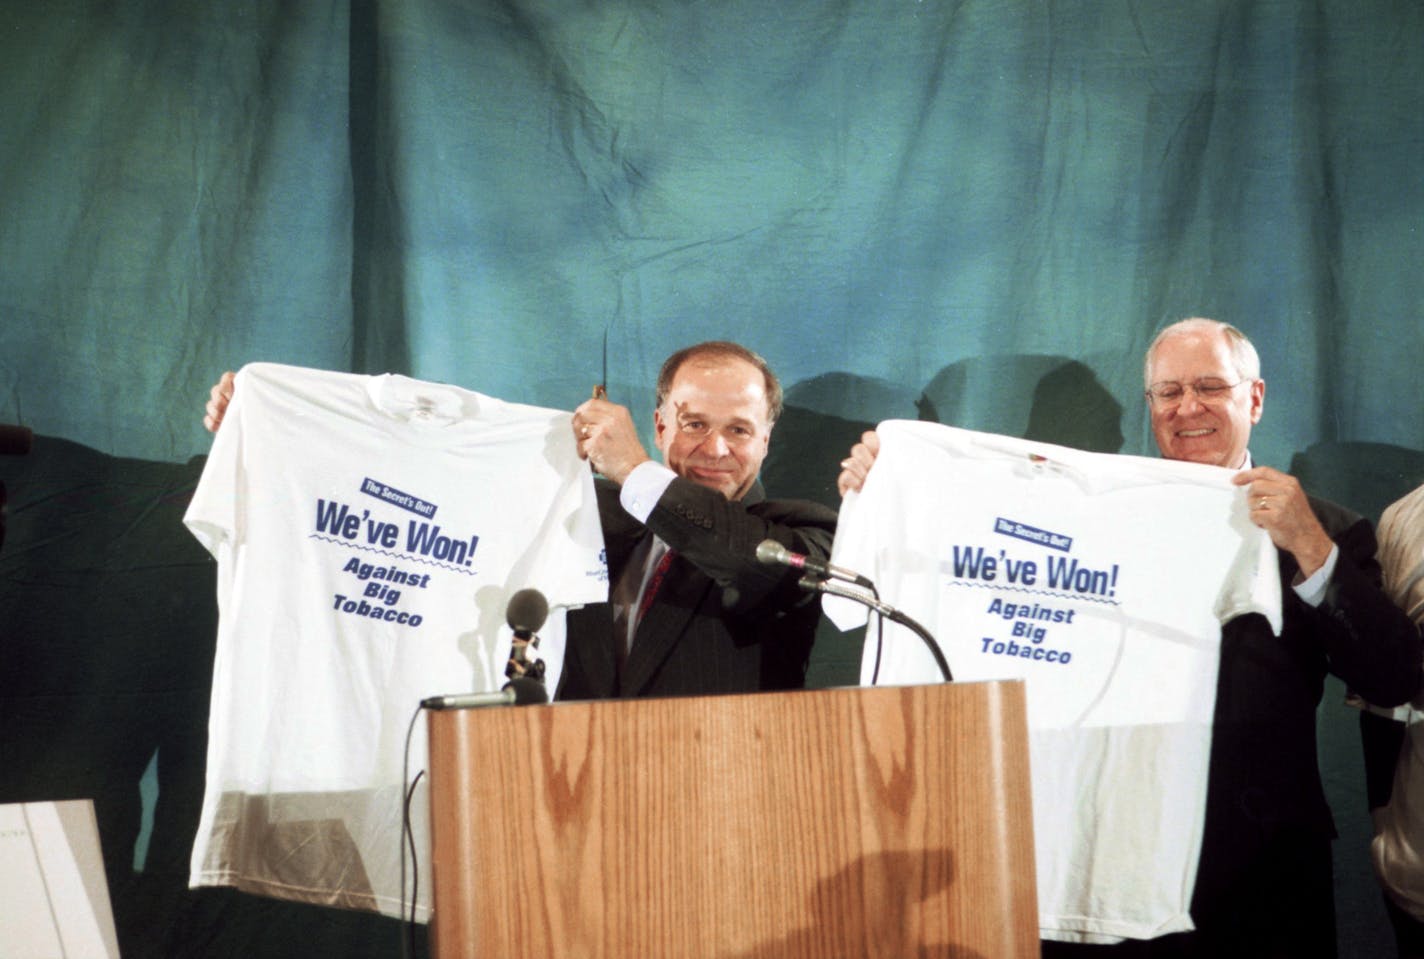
[800,575,952,683]
[868,582,886,686]
[399,703,425,959]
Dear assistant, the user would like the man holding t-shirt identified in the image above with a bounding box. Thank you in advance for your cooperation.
[838,318,1421,957]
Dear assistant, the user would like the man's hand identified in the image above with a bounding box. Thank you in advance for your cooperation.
[204,371,236,433]
[837,429,881,497]
[572,396,651,485]
[1234,465,1335,577]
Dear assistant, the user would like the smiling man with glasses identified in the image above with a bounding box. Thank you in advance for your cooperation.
[1100,317,1422,958]
[1143,318,1263,470]
[838,317,1421,957]
[1142,318,1340,577]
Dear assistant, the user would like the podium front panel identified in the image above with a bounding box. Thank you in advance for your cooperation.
[428,680,1037,958]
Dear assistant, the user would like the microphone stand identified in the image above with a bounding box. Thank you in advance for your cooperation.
[802,575,953,682]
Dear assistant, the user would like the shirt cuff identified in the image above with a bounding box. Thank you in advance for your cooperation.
[620,461,678,523]
[1292,543,1340,607]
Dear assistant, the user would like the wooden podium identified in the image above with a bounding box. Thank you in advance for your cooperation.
[427,680,1038,958]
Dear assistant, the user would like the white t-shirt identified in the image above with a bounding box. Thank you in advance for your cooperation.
[184,362,607,920]
[825,421,1281,943]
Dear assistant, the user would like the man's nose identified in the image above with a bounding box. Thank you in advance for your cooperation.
[1176,388,1205,415]
[704,432,730,457]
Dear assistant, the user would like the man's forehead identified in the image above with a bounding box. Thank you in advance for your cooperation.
[670,356,759,384]
[668,398,759,423]
[664,397,771,434]
[1149,332,1234,377]
[665,361,769,414]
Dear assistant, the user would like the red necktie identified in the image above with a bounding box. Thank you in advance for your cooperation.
[635,548,676,625]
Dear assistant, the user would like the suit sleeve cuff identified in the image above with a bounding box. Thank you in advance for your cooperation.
[619,461,678,523]
[1293,543,1340,607]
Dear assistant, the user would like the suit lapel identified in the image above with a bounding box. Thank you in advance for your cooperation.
[619,551,712,695]
[612,479,767,695]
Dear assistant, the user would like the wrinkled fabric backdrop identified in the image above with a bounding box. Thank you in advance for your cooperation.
[1,2,1420,957]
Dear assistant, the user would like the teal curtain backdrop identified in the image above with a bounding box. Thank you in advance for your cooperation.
[1,2,1420,957]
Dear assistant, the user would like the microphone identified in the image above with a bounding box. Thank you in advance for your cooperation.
[0,424,33,456]
[421,688,516,710]
[421,589,553,710]
[755,538,875,589]
[799,575,953,682]
[421,677,549,710]
[504,587,550,692]
[506,587,549,636]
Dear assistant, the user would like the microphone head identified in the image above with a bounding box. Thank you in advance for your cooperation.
[755,538,790,565]
[506,587,549,634]
[503,675,549,705]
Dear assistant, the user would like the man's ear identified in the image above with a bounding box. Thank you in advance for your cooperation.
[652,406,668,449]
[1249,379,1265,425]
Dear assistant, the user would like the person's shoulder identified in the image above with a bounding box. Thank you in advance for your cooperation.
[1382,483,1424,526]
[750,495,839,526]
[1305,492,1365,537]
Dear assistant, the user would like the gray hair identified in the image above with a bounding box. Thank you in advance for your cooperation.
[1144,318,1261,388]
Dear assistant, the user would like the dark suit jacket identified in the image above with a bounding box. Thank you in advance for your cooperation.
[1187,495,1423,947]
[556,476,839,700]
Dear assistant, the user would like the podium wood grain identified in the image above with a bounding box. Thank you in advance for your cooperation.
[427,681,1038,958]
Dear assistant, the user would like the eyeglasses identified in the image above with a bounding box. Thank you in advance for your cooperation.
[1144,379,1249,405]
